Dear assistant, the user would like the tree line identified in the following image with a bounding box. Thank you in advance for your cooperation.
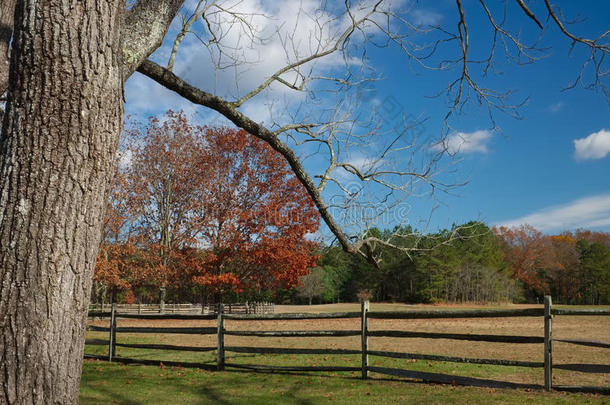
[94,115,610,307]
[95,124,610,309]
[91,104,609,310]
[297,223,610,305]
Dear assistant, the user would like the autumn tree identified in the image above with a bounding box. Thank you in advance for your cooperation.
[192,127,319,300]
[1,1,609,402]
[544,234,580,302]
[93,171,140,306]
[116,113,319,303]
[493,226,610,303]
[122,111,210,311]
[493,225,549,296]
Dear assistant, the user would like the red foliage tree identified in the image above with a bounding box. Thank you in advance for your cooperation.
[122,112,212,305]
[94,171,144,303]
[96,111,320,303]
[192,127,320,297]
[493,225,548,294]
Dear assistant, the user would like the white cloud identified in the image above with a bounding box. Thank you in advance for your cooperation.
[432,130,493,155]
[345,156,382,171]
[410,9,443,26]
[574,129,610,160]
[497,194,610,232]
[123,0,341,122]
[170,0,349,101]
[124,0,401,123]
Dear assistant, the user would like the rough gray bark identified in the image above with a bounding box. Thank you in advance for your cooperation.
[0,1,182,403]
[0,1,123,403]
[121,0,183,78]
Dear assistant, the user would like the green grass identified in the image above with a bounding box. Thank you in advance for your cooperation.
[86,335,540,383]
[83,339,607,404]
[84,334,606,395]
[83,305,610,403]
[80,361,608,404]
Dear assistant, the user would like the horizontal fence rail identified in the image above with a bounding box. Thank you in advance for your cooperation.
[225,346,362,355]
[86,298,609,394]
[223,312,361,320]
[551,308,610,316]
[367,308,545,319]
[553,338,610,349]
[117,313,217,320]
[224,330,361,337]
[114,326,217,335]
[115,343,217,352]
[367,330,544,343]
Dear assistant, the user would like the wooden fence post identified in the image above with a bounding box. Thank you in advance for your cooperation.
[217,303,225,371]
[361,300,369,379]
[544,295,553,391]
[108,303,117,361]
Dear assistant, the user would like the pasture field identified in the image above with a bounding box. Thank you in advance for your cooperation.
[81,303,610,404]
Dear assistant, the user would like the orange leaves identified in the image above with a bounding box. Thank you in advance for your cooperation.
[193,273,242,293]
[493,225,608,300]
[189,123,320,295]
[97,110,321,298]
[493,225,549,294]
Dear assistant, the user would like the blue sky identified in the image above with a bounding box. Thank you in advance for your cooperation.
[123,0,610,237]
[357,0,610,234]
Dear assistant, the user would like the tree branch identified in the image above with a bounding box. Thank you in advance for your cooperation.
[121,0,185,79]
[167,0,215,71]
[137,59,358,255]
[544,0,609,52]
[515,0,543,30]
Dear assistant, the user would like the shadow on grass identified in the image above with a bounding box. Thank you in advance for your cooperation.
[83,355,609,401]
[86,339,109,346]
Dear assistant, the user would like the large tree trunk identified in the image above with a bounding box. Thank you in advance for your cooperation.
[0,1,123,403]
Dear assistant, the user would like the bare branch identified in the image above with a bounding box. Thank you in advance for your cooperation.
[229,3,374,108]
[542,0,610,100]
[515,0,543,30]
[167,0,215,71]
[138,59,358,255]
[545,0,610,53]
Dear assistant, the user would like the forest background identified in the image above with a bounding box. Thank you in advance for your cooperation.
[93,111,610,308]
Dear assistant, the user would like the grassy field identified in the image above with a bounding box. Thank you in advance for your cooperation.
[81,303,610,404]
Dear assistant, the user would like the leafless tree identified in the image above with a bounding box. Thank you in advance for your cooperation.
[297,268,327,305]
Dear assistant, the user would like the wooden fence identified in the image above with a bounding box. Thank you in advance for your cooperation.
[86,297,610,393]
[88,302,274,315]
